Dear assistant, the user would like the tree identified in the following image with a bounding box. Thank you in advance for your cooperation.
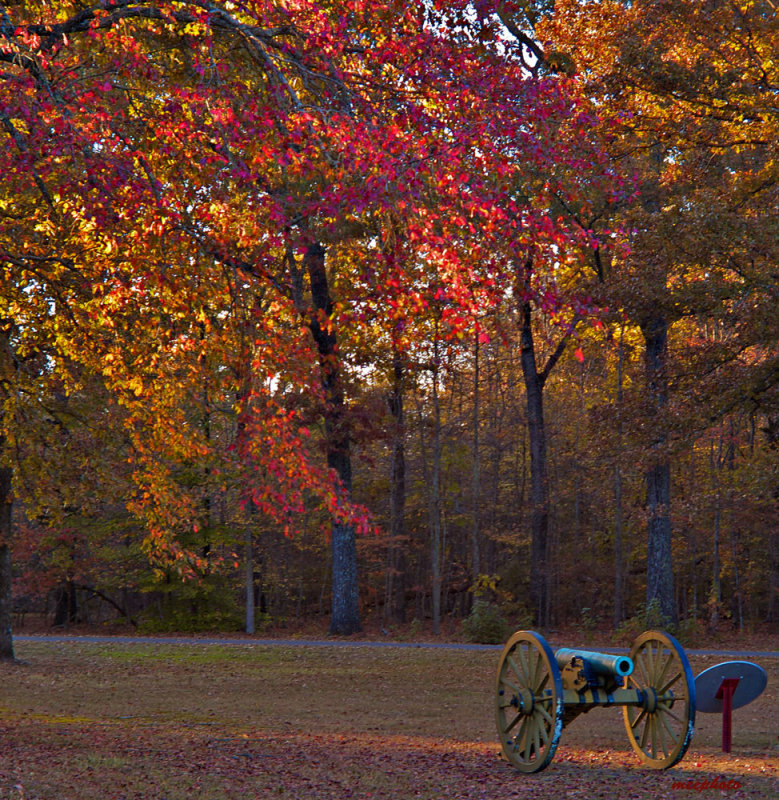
[541,0,778,622]
[0,456,12,659]
[2,0,617,639]
[516,264,582,626]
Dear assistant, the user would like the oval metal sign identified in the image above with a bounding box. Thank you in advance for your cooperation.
[694,661,767,713]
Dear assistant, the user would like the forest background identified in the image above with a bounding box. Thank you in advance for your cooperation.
[0,0,776,658]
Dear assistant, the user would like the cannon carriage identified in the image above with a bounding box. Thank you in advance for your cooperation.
[495,630,696,773]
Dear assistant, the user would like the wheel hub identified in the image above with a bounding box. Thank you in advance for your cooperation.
[517,687,535,715]
[642,687,659,714]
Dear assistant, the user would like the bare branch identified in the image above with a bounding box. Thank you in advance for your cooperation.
[0,112,57,213]
[539,314,581,387]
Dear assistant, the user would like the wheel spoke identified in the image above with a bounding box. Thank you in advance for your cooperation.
[528,649,541,691]
[532,719,541,758]
[500,676,523,697]
[656,651,673,689]
[658,709,681,745]
[635,651,651,687]
[645,641,657,683]
[508,655,525,685]
[639,715,651,749]
[515,717,530,760]
[525,722,538,758]
[630,707,647,730]
[659,670,682,695]
[514,715,529,755]
[538,714,550,744]
[649,714,657,758]
[532,649,545,689]
[658,705,685,726]
[537,703,554,725]
[517,645,531,684]
[505,712,522,733]
[655,712,668,758]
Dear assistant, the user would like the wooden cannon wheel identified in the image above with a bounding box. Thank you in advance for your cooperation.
[496,630,564,773]
[622,630,696,768]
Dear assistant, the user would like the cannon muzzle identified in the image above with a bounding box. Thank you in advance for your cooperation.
[555,647,634,678]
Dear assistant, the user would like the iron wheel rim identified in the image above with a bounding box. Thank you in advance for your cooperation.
[622,629,696,769]
[496,630,564,773]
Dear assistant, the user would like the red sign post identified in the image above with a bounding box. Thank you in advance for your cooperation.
[714,677,741,753]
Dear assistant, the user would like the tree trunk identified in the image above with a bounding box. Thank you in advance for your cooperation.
[387,345,407,624]
[0,312,13,659]
[710,432,722,630]
[520,301,549,627]
[765,414,779,623]
[613,326,626,627]
[471,329,481,584]
[614,464,625,624]
[430,331,442,636]
[53,580,79,627]
[245,527,255,634]
[0,461,14,661]
[642,315,676,624]
[516,286,578,628]
[726,419,743,632]
[304,242,361,635]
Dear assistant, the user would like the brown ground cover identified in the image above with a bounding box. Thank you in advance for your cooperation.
[0,636,776,799]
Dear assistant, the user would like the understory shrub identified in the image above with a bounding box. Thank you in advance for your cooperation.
[462,598,510,644]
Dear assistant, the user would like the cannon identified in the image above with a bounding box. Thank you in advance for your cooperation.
[496,630,696,773]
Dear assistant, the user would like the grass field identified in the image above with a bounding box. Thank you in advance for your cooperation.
[1,639,776,799]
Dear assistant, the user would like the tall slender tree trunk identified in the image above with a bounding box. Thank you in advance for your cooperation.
[0,324,16,659]
[429,331,442,636]
[710,432,723,630]
[387,345,407,624]
[517,281,578,627]
[613,325,626,627]
[235,304,260,636]
[642,315,676,623]
[245,527,255,634]
[726,419,743,632]
[520,301,549,627]
[765,414,779,623]
[0,460,14,661]
[304,242,361,635]
[471,329,481,585]
[199,321,213,564]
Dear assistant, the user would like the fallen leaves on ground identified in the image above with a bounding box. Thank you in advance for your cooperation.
[0,717,775,800]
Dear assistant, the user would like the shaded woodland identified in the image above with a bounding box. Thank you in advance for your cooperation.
[1,1,776,652]
[9,308,776,636]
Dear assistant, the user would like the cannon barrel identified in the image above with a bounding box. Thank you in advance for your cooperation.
[555,647,634,677]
